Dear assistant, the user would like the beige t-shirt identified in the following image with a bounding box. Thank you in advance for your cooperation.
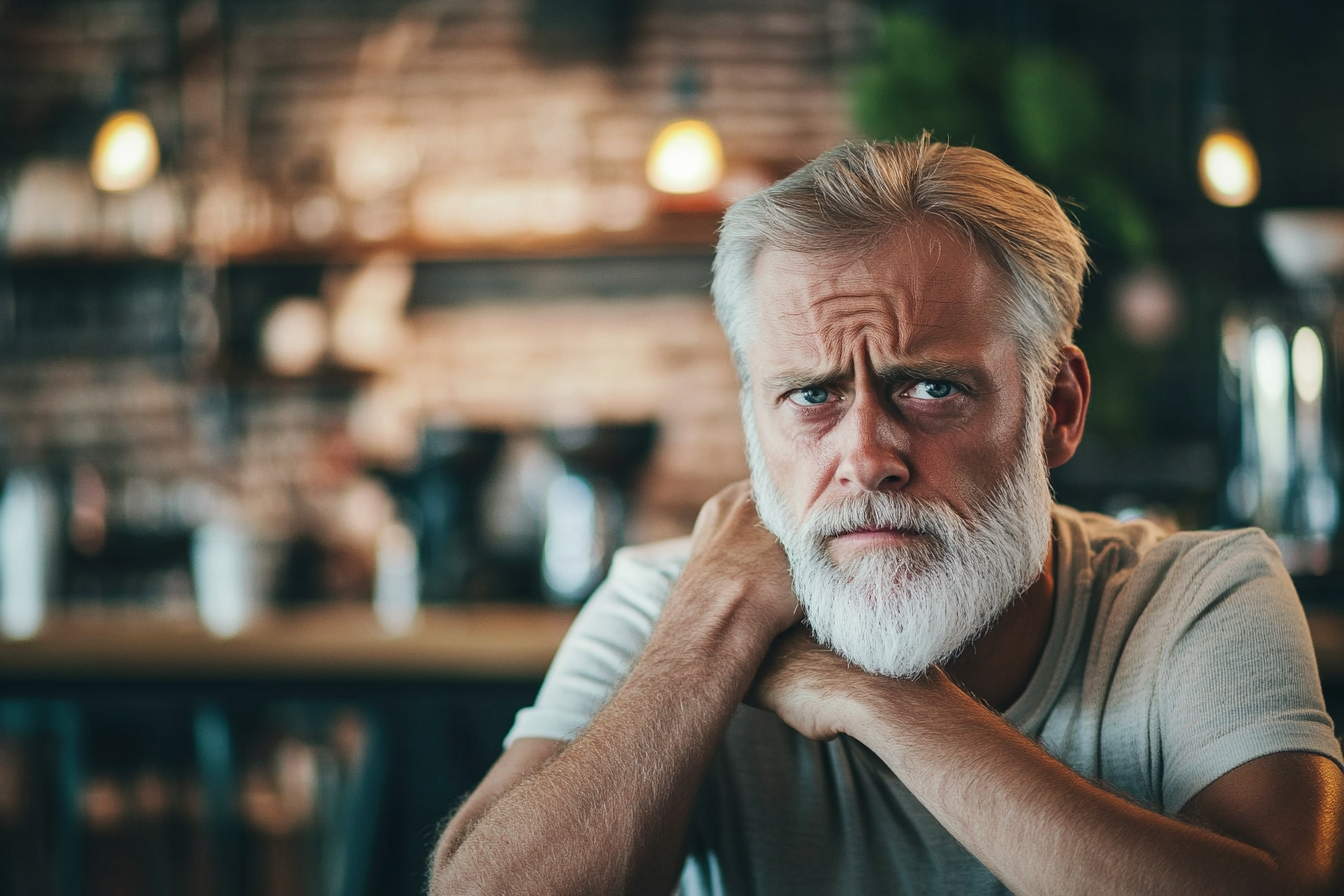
[507,505,1343,895]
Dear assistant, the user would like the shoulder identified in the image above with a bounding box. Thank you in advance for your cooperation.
[1056,505,1290,619]
[1118,522,1290,622]
[1054,510,1337,809]
[1056,506,1306,685]
[608,536,694,588]
[594,536,693,620]
[555,536,693,654]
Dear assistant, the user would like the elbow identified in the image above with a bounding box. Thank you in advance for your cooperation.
[426,839,454,896]
[427,822,474,896]
[428,851,479,896]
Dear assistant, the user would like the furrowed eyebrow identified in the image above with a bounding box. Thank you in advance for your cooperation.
[761,368,847,393]
[875,363,979,385]
[761,362,980,394]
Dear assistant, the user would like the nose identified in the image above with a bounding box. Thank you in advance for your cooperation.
[833,393,910,492]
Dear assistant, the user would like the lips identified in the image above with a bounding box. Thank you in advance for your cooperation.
[829,527,924,545]
[833,524,922,536]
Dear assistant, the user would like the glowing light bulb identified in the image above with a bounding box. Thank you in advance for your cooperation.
[1198,127,1260,208]
[646,119,724,195]
[90,110,160,192]
[261,298,328,377]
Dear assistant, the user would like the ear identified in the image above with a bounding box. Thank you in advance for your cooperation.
[1042,345,1090,469]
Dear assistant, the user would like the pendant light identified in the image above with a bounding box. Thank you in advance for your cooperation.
[1196,0,1258,208]
[89,71,160,193]
[90,111,160,192]
[646,65,723,195]
[646,119,723,194]
[1198,126,1259,208]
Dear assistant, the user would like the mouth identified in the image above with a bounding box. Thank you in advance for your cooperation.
[826,527,926,555]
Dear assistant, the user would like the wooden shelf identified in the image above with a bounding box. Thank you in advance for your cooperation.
[0,604,577,681]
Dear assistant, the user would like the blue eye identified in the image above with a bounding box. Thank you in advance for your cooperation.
[907,381,958,400]
[789,386,831,406]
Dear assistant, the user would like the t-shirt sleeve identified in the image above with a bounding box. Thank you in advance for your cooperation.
[504,537,690,748]
[1155,529,1343,812]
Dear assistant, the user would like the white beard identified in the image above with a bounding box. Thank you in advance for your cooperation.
[743,394,1054,679]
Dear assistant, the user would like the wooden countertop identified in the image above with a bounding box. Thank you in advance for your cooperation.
[0,604,579,680]
[2,603,1343,685]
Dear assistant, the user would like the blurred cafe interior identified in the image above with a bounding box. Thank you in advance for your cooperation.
[0,0,1342,893]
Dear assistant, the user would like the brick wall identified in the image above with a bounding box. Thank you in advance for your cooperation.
[3,0,864,256]
[0,0,857,599]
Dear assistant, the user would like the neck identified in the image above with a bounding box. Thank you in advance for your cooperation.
[943,532,1056,712]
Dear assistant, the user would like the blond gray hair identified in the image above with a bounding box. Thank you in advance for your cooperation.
[712,136,1089,398]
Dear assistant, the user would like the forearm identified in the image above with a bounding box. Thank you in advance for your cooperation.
[433,573,778,896]
[849,674,1312,896]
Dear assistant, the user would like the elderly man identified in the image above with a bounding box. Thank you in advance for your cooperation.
[430,138,1344,895]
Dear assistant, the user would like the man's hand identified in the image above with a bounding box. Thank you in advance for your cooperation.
[431,481,800,896]
[682,480,802,636]
[747,625,862,741]
[753,647,1344,896]
[745,612,1343,896]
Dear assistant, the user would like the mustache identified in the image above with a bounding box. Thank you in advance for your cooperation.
[800,490,962,546]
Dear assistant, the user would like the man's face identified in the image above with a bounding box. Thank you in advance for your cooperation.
[743,220,1053,678]
[748,221,1032,543]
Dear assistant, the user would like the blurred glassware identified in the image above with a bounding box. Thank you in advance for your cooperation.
[0,469,60,639]
[192,517,258,637]
[292,193,343,245]
[373,520,419,635]
[1222,313,1339,574]
[60,473,207,618]
[328,256,413,372]
[5,161,182,257]
[235,705,382,896]
[333,125,419,204]
[0,698,384,896]
[1230,210,1344,574]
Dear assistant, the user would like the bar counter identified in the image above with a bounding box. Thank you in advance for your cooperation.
[0,604,579,680]
[1,603,1342,685]
[1,600,1340,896]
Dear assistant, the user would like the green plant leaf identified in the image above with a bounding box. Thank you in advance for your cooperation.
[1003,50,1107,176]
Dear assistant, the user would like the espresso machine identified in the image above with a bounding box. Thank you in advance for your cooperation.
[1221,210,1344,576]
[538,422,656,605]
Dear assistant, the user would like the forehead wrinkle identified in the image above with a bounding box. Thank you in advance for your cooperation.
[749,221,1016,381]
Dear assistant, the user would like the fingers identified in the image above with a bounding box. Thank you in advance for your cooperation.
[683,480,799,635]
[690,480,770,553]
[745,627,850,742]
[689,480,748,543]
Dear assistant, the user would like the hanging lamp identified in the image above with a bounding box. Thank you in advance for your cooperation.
[89,71,160,193]
[646,65,723,195]
[1196,1,1259,207]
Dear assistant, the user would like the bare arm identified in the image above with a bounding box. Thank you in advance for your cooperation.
[429,483,799,896]
[752,627,1344,896]
[432,737,563,869]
